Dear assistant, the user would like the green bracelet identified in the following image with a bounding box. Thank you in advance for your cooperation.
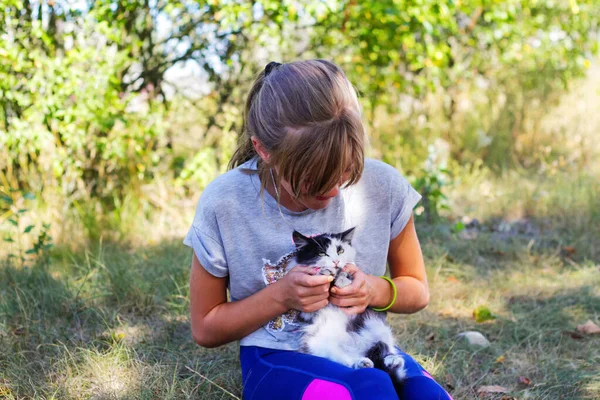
[371,275,397,312]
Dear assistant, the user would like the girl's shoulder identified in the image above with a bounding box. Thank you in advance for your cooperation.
[197,160,257,210]
[364,158,399,174]
[362,158,409,187]
[207,158,257,190]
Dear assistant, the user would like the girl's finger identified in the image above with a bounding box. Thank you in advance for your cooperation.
[329,296,364,308]
[300,292,330,306]
[304,298,329,313]
[332,276,364,296]
[291,265,312,272]
[329,288,361,298]
[299,274,334,287]
[292,265,320,275]
[303,283,332,297]
[331,285,356,296]
[343,263,359,273]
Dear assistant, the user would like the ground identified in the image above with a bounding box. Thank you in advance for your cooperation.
[1,213,598,399]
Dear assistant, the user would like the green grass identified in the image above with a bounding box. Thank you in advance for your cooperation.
[1,156,599,399]
[3,55,600,400]
[0,241,242,399]
[1,210,599,399]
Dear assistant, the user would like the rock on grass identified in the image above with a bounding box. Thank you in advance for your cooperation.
[457,331,490,347]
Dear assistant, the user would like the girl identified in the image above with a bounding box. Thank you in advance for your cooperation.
[184,59,453,399]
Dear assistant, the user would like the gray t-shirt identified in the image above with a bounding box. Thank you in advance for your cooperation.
[183,157,421,350]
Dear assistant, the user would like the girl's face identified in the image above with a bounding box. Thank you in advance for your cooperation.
[251,136,357,211]
[275,167,352,211]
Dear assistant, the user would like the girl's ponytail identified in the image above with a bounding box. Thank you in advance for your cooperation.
[228,70,266,169]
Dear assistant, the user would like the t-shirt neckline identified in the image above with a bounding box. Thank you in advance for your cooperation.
[240,158,319,217]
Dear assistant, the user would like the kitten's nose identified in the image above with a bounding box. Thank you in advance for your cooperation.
[333,260,339,267]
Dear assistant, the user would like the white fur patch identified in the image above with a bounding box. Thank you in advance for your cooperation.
[301,305,364,367]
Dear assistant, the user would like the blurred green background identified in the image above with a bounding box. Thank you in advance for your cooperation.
[2,0,600,239]
[1,1,599,399]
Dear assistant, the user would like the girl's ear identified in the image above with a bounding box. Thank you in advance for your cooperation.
[251,136,271,164]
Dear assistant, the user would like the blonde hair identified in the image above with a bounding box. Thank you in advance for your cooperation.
[229,59,365,197]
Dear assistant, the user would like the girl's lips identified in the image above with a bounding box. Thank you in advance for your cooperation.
[316,196,331,201]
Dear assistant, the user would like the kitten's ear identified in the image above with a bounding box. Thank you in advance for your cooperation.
[339,227,356,243]
[292,231,311,248]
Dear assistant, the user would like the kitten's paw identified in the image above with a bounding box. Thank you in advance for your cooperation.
[384,355,407,381]
[393,366,407,382]
[353,357,374,369]
[393,365,407,381]
[383,354,405,370]
[334,271,352,288]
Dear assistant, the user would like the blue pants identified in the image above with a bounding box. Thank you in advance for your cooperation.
[240,346,453,400]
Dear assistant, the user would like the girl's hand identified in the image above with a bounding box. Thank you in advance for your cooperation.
[275,265,333,313]
[329,263,374,314]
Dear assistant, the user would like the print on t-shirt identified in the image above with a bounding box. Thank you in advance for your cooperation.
[262,251,301,332]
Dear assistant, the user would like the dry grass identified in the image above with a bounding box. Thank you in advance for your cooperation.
[1,59,599,400]
[1,202,599,399]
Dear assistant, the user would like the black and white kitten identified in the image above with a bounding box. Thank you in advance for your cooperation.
[291,228,407,386]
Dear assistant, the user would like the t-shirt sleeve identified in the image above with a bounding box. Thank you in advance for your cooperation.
[389,169,422,241]
[183,194,229,278]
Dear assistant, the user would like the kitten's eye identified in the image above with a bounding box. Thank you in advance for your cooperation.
[338,248,344,254]
[319,252,328,257]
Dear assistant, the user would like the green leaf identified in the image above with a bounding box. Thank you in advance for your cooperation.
[24,225,34,233]
[452,221,465,233]
[23,192,36,200]
[8,218,18,226]
[25,249,37,255]
[473,306,495,323]
[18,208,28,213]
[3,237,14,242]
[0,195,12,204]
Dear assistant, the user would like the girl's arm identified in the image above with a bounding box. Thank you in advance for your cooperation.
[330,215,429,314]
[190,253,332,348]
[370,214,429,313]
